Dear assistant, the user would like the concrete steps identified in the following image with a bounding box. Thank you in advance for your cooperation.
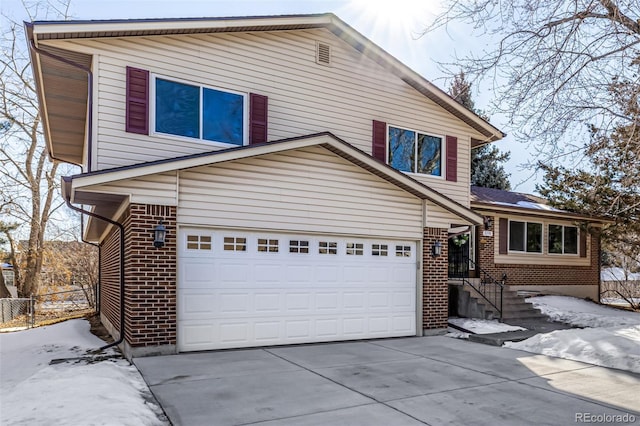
[449,280,548,321]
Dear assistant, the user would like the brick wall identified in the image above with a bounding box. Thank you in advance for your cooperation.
[423,227,449,329]
[478,215,600,288]
[123,204,177,348]
[100,222,123,332]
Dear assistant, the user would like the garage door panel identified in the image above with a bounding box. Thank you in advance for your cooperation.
[254,293,281,312]
[178,229,417,351]
[219,261,251,283]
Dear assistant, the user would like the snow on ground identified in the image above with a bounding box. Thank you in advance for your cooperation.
[0,319,166,426]
[505,296,640,374]
[448,317,526,334]
[527,295,640,328]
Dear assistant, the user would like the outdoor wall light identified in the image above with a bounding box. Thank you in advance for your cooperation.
[432,240,442,257]
[484,216,494,230]
[153,221,167,248]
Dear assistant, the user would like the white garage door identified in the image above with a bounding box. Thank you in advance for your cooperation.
[178,228,417,351]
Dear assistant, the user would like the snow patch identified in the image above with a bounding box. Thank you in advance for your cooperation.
[505,296,640,374]
[449,318,526,334]
[0,319,166,425]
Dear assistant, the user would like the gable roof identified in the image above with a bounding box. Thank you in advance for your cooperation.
[67,132,484,226]
[471,186,611,223]
[27,13,505,166]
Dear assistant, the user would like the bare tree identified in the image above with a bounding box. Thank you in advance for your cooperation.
[424,1,640,159]
[0,0,72,297]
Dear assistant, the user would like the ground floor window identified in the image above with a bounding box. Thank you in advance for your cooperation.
[548,225,578,254]
[509,220,542,253]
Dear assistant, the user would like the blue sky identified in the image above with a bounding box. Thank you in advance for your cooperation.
[2,0,537,192]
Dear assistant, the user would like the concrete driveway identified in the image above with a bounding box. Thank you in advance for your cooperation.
[135,336,640,426]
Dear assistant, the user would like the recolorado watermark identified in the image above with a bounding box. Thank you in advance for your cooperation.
[576,413,637,423]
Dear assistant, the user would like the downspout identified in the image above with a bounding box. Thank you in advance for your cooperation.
[28,37,94,171]
[63,177,124,352]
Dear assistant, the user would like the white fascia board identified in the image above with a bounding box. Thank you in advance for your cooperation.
[31,15,331,39]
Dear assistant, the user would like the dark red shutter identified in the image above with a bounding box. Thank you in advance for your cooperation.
[499,218,508,254]
[372,120,387,162]
[249,93,268,145]
[579,231,587,258]
[125,66,149,135]
[446,135,457,182]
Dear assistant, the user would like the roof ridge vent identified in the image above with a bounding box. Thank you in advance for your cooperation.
[316,42,331,66]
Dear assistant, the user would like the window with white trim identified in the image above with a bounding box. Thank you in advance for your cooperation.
[395,245,411,257]
[257,238,279,253]
[346,243,364,255]
[548,225,578,254]
[388,125,442,176]
[153,76,246,146]
[187,235,212,250]
[223,237,246,252]
[289,240,309,253]
[372,244,388,256]
[319,241,337,255]
[509,221,542,253]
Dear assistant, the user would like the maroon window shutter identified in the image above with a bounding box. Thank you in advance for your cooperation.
[372,120,387,162]
[499,218,508,254]
[579,231,587,258]
[249,93,268,145]
[446,135,458,182]
[125,66,149,135]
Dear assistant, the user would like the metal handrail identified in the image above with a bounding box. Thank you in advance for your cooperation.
[449,253,504,320]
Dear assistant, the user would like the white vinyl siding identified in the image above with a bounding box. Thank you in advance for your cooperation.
[79,172,177,205]
[40,28,480,206]
[178,146,423,239]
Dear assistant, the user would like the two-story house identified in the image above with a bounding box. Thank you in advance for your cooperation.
[27,13,507,358]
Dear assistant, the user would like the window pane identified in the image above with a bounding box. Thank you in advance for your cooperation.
[388,127,415,172]
[564,227,578,254]
[155,78,200,138]
[203,88,244,145]
[526,222,542,253]
[417,134,442,176]
[548,225,563,254]
[509,221,525,251]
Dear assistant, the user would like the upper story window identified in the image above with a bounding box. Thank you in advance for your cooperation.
[153,76,246,146]
[388,126,442,176]
[509,220,542,253]
[548,225,578,254]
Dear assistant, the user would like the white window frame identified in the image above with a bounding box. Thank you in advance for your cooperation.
[508,220,543,254]
[387,124,445,178]
[150,74,248,148]
[548,224,579,256]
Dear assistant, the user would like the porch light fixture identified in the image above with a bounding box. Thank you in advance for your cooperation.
[484,216,494,230]
[153,221,167,248]
[432,240,442,257]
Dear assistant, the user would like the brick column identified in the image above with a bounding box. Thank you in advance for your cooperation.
[423,227,449,329]
[123,203,177,356]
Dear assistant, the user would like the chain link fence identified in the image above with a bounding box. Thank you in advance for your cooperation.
[0,298,35,329]
[1,287,96,330]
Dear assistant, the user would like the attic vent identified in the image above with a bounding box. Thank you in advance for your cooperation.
[316,42,332,66]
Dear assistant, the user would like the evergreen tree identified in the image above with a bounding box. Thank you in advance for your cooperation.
[538,78,640,262]
[449,72,511,190]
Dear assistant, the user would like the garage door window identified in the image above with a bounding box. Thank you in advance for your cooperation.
[258,238,279,252]
[187,235,212,250]
[346,243,364,255]
[372,244,388,256]
[289,240,309,253]
[396,245,411,257]
[319,241,337,254]
[224,237,246,251]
